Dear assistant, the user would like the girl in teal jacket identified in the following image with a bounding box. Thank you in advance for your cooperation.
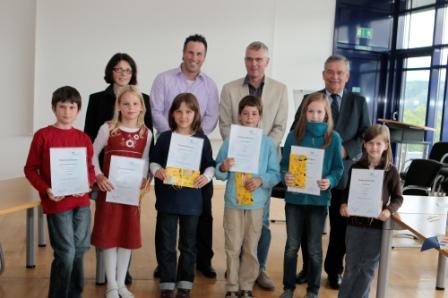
[280,92,343,298]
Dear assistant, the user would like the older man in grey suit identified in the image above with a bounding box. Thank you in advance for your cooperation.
[291,55,371,291]
[219,41,288,291]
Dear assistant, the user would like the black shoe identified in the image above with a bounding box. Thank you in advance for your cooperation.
[96,275,107,286]
[125,271,133,285]
[295,270,308,284]
[197,266,217,278]
[153,265,160,278]
[176,288,191,298]
[328,274,342,289]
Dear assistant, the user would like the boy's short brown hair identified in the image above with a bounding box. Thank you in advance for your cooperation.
[51,86,82,109]
[238,95,262,115]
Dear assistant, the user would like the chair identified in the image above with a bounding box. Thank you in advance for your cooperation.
[428,142,448,194]
[402,159,443,195]
[0,243,4,275]
[271,181,286,199]
[393,159,443,247]
[270,146,286,222]
[400,141,448,180]
[271,146,286,199]
[270,182,286,223]
[428,142,448,163]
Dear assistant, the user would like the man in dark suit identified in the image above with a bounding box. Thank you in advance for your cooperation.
[291,55,371,289]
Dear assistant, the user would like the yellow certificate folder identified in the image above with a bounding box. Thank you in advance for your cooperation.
[164,133,204,188]
[289,154,307,189]
[287,145,324,196]
[235,172,254,206]
[164,167,200,188]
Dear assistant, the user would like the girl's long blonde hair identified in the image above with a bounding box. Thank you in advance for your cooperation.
[294,92,334,148]
[108,85,148,136]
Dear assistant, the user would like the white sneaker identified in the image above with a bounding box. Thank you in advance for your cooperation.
[105,288,119,298]
[118,286,135,298]
[256,271,275,290]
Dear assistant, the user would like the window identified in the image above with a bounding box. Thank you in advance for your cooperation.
[433,47,448,65]
[399,0,436,10]
[398,9,435,49]
[440,6,448,44]
[434,68,445,141]
[398,55,432,160]
[400,69,430,126]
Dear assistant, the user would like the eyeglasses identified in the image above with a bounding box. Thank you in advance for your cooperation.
[113,67,133,75]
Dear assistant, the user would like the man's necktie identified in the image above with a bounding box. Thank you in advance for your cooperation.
[331,94,339,124]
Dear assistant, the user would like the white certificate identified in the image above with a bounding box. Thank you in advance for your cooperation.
[166,133,204,170]
[228,124,262,174]
[50,147,89,197]
[347,169,384,218]
[106,156,145,206]
[287,146,324,195]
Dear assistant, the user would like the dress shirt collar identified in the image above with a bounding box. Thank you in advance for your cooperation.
[325,89,344,99]
[325,89,343,108]
[244,75,265,98]
[243,75,265,88]
[177,64,205,81]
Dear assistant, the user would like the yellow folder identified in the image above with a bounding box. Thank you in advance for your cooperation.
[289,154,307,189]
[235,172,254,206]
[164,167,200,188]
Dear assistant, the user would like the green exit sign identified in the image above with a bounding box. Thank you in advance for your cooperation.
[352,86,361,93]
[356,27,373,39]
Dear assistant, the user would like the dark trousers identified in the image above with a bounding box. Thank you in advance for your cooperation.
[324,188,347,276]
[299,188,347,276]
[156,212,199,290]
[196,181,214,268]
[155,182,214,269]
[283,204,327,294]
[338,226,381,298]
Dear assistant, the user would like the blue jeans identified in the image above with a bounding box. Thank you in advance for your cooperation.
[257,198,271,272]
[283,203,327,295]
[156,212,199,291]
[338,225,381,298]
[46,207,91,298]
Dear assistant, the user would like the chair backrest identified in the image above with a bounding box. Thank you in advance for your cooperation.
[429,142,448,163]
[403,159,442,195]
[271,181,286,198]
[0,243,4,274]
[271,146,286,199]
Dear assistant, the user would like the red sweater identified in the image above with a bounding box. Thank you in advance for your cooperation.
[24,125,95,214]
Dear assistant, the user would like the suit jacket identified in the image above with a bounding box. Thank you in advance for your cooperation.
[290,89,371,189]
[84,85,153,142]
[219,77,288,147]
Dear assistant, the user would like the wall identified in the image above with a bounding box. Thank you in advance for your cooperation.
[272,0,336,130]
[1,0,335,179]
[0,0,36,179]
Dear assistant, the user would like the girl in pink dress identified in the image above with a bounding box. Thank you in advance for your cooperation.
[91,85,152,298]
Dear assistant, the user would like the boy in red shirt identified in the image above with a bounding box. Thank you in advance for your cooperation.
[24,86,95,298]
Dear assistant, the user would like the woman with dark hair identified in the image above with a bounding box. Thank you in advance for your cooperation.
[84,53,153,287]
[85,53,153,142]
